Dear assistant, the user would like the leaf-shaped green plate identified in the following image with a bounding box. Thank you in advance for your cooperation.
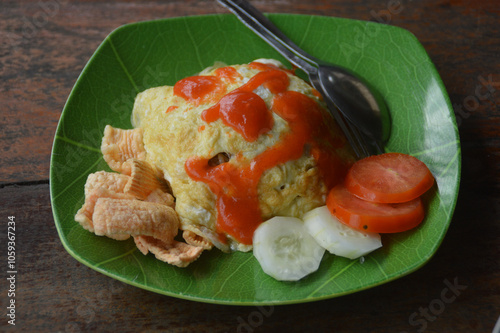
[50,14,460,305]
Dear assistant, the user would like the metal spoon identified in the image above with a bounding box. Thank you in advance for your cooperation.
[217,0,390,157]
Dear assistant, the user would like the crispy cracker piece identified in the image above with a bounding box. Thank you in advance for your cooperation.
[134,235,204,268]
[84,171,130,197]
[124,159,171,199]
[145,188,175,208]
[92,198,179,243]
[182,230,213,250]
[134,235,150,255]
[101,125,147,175]
[75,187,135,232]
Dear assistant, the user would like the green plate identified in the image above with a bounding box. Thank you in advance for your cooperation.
[50,14,460,305]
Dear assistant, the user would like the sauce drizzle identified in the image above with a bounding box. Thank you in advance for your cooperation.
[174,75,225,106]
[183,66,347,245]
[214,66,243,83]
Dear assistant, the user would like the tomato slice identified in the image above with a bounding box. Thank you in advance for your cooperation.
[326,184,425,233]
[345,153,434,203]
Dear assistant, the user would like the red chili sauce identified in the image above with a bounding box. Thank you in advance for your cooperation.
[174,75,226,106]
[178,63,347,245]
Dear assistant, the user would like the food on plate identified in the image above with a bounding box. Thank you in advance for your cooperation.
[326,184,425,233]
[327,153,434,234]
[130,59,355,252]
[74,58,354,270]
[101,126,147,175]
[303,205,382,260]
[73,59,434,280]
[344,153,434,203]
[92,198,179,243]
[253,216,325,281]
[75,125,204,267]
[134,235,204,268]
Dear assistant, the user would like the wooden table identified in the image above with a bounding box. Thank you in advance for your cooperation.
[1,0,499,332]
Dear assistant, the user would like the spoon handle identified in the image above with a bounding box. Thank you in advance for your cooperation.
[217,0,318,74]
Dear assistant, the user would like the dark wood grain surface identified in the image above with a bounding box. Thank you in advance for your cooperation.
[1,0,499,332]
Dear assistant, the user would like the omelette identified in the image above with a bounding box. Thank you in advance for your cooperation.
[131,59,355,252]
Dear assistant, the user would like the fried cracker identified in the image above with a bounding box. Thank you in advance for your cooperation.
[124,159,171,199]
[182,230,213,250]
[84,171,130,197]
[75,187,135,232]
[134,235,204,268]
[92,198,179,243]
[101,125,147,175]
[145,188,175,208]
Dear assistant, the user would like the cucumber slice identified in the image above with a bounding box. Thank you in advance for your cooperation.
[303,206,382,259]
[253,216,325,281]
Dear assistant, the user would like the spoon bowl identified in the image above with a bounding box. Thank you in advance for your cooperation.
[218,0,391,157]
[313,64,388,142]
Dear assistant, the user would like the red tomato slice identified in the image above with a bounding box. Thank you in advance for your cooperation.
[326,184,425,233]
[345,153,434,203]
